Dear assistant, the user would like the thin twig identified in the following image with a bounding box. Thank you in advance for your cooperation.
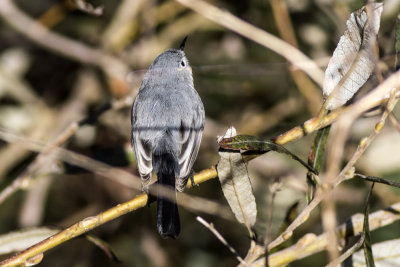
[264,179,281,245]
[322,90,397,261]
[0,126,140,190]
[325,233,365,267]
[335,89,399,185]
[254,201,400,266]
[0,123,78,204]
[196,216,248,266]
[174,0,325,87]
[355,173,400,188]
[268,76,400,251]
[0,91,137,205]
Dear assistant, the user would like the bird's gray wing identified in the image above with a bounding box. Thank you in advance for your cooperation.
[176,99,205,192]
[132,96,153,190]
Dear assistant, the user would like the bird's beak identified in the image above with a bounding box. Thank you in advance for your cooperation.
[179,36,189,51]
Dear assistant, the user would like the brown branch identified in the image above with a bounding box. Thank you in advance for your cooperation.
[355,173,400,188]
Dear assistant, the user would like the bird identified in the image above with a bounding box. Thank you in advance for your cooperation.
[131,36,205,238]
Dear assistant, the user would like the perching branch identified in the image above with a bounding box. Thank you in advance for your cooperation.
[0,193,149,267]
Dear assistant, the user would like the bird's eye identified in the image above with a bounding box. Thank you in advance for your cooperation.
[180,60,186,68]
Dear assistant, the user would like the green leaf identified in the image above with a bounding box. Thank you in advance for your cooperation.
[363,182,375,267]
[218,135,317,174]
[306,126,330,203]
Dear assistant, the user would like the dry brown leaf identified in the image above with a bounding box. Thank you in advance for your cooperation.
[217,127,257,227]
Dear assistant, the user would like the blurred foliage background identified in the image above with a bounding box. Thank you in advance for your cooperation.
[0,0,400,266]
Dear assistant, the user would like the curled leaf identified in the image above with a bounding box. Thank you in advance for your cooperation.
[323,3,383,110]
[217,127,257,228]
[218,134,316,174]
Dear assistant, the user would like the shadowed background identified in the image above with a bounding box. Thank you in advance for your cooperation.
[0,0,400,266]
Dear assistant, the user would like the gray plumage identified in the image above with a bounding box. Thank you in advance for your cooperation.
[131,41,204,238]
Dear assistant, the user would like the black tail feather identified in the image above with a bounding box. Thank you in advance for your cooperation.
[156,182,180,238]
[153,135,180,238]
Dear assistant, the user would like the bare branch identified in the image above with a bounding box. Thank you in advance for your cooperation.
[325,233,365,267]
[197,216,248,266]
[355,173,400,188]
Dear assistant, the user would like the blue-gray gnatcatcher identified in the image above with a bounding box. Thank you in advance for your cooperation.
[131,37,205,238]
